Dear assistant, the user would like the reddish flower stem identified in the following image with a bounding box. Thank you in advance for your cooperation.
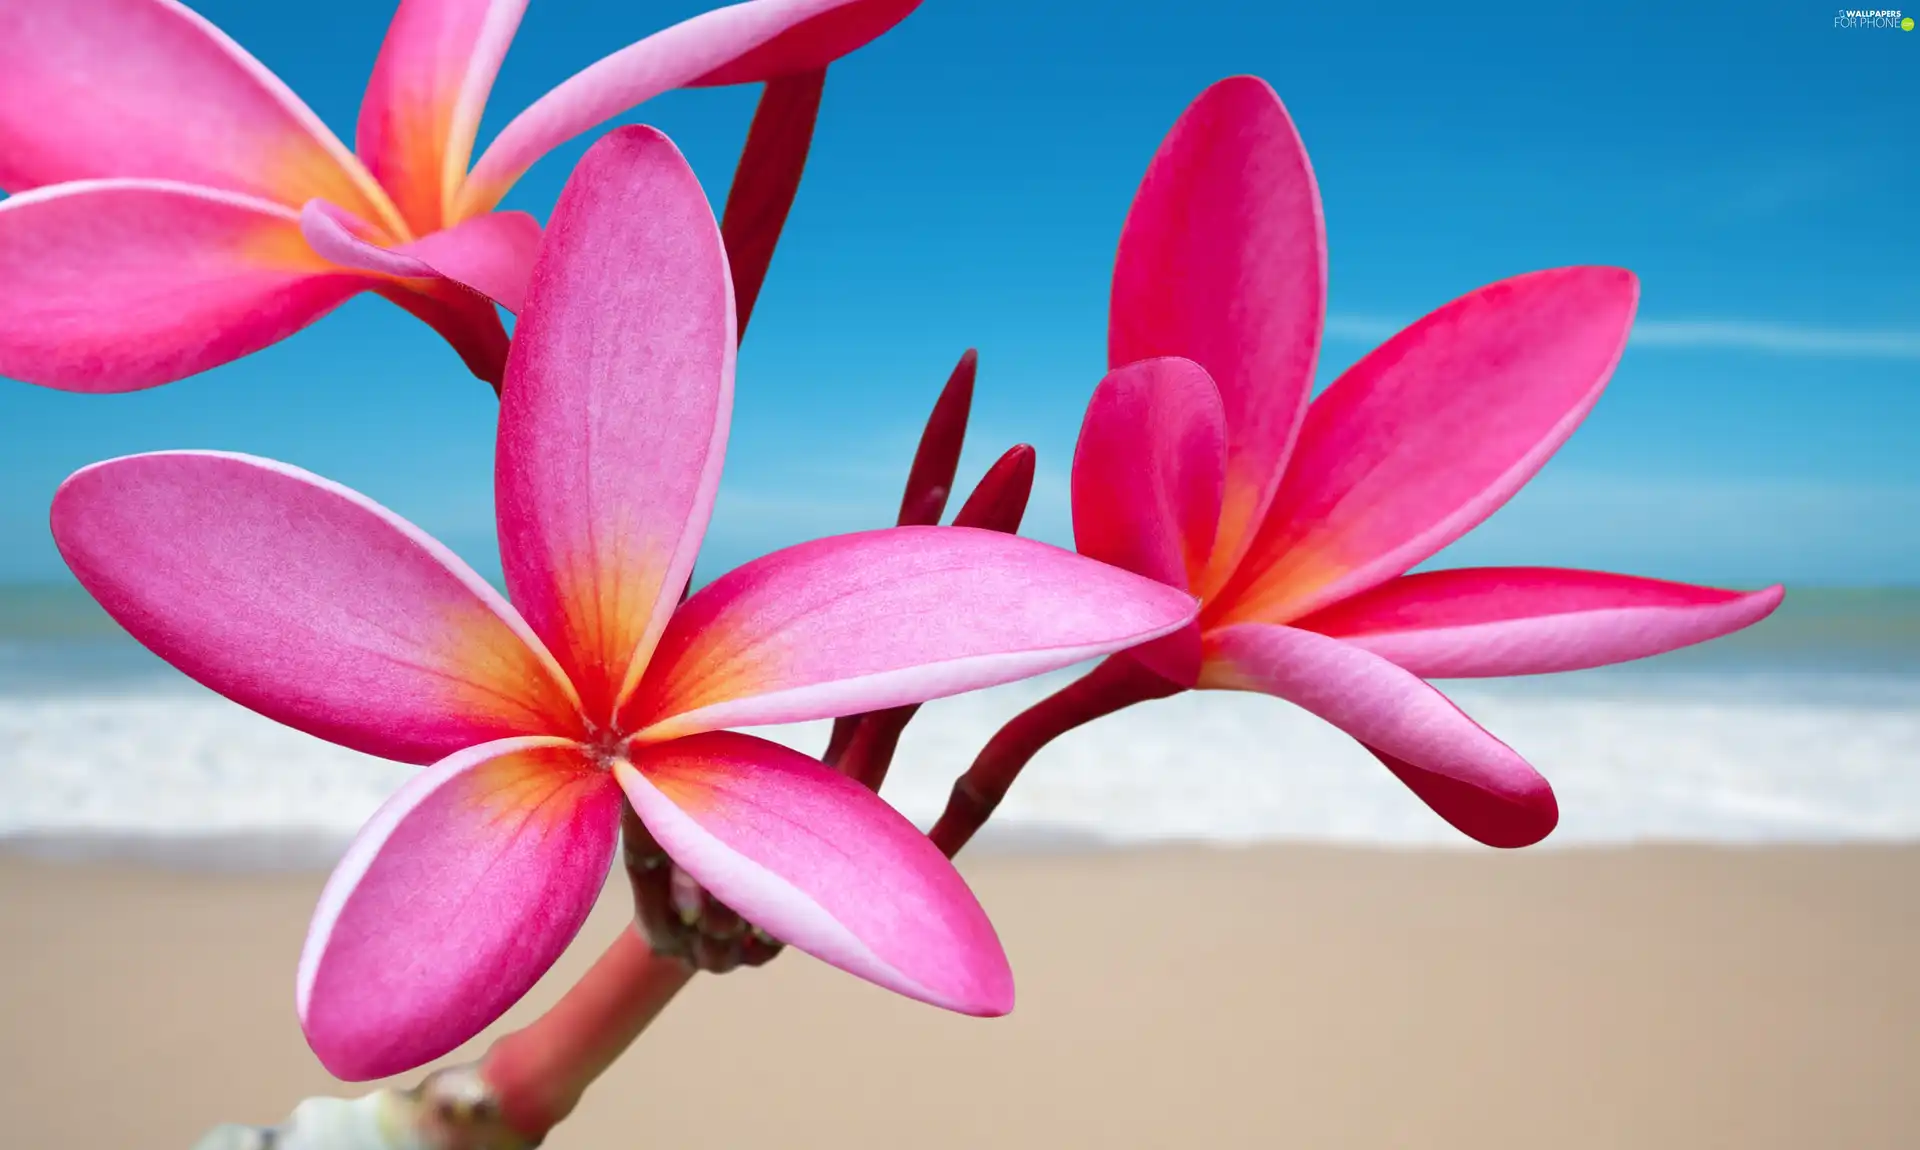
[479,928,695,1141]
[821,710,863,772]
[928,656,1181,858]
[383,281,510,394]
[838,703,920,790]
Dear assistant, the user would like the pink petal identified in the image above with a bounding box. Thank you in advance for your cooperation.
[0,0,401,233]
[355,0,529,234]
[615,731,1011,1015]
[621,526,1199,739]
[1201,622,1558,848]
[300,200,542,312]
[496,127,734,724]
[685,0,919,86]
[456,0,920,217]
[1071,357,1227,685]
[1073,357,1227,594]
[1296,568,1786,678]
[403,211,542,314]
[299,738,621,1080]
[1217,266,1641,626]
[1109,76,1326,599]
[0,180,366,393]
[52,451,584,764]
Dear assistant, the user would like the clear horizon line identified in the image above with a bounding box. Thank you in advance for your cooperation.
[1325,315,1920,360]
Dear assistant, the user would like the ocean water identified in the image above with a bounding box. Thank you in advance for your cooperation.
[1,585,1917,865]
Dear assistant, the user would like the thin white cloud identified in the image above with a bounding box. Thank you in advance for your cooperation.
[1434,476,1920,585]
[1323,315,1402,344]
[1325,313,1920,360]
[1630,320,1920,359]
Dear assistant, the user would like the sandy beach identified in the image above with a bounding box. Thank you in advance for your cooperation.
[3,844,1916,1148]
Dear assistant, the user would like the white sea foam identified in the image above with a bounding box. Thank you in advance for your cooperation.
[2,667,1917,866]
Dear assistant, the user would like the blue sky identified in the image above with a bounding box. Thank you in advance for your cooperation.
[2,0,1915,587]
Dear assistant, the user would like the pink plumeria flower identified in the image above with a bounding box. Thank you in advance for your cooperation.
[50,127,1196,1079]
[1072,77,1783,848]
[0,0,919,392]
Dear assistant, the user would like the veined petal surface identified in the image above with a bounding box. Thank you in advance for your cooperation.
[299,738,621,1080]
[52,452,582,764]
[1296,567,1786,678]
[0,0,397,229]
[615,732,1012,1015]
[623,527,1199,739]
[496,127,734,723]
[1201,622,1557,847]
[1110,76,1326,597]
[1217,266,1640,626]
[0,180,364,392]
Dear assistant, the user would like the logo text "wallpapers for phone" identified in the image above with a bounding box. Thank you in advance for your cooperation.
[1834,8,1914,28]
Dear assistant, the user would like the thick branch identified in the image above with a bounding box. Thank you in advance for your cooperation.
[479,929,694,1139]
[928,656,1180,858]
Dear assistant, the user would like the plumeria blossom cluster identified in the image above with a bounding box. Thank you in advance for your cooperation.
[927,76,1785,857]
[55,121,1195,1077]
[2,3,1783,1148]
[0,0,913,390]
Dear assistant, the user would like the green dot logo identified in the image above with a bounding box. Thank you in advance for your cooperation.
[1905,15,1916,29]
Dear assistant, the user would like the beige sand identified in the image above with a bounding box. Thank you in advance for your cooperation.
[3,845,1916,1148]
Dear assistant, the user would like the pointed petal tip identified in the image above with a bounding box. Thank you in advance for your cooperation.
[0,180,363,392]
[1199,73,1283,104]
[1529,264,1642,328]
[1377,750,1560,849]
[953,967,1016,1018]
[583,121,682,162]
[462,0,921,215]
[613,735,1013,1016]
[628,528,1199,738]
[1293,569,1788,679]
[1720,580,1787,625]
[297,740,618,1082]
[54,450,581,764]
[1202,624,1556,848]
